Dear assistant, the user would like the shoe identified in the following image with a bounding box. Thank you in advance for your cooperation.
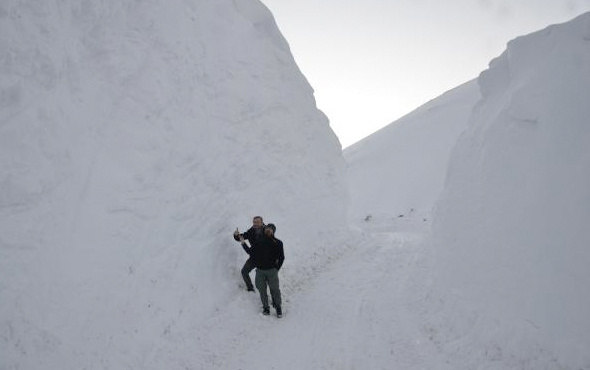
[247,287,255,292]
[262,307,270,315]
[275,305,282,318]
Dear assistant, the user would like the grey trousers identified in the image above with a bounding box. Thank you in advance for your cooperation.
[255,268,282,309]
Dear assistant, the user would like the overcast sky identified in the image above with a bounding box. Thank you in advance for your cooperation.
[260,0,590,147]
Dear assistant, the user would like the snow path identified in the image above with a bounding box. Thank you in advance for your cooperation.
[160,219,449,370]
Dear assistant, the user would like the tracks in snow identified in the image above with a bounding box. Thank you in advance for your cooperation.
[155,220,448,370]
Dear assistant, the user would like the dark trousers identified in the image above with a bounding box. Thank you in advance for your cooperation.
[241,258,255,290]
[255,268,282,309]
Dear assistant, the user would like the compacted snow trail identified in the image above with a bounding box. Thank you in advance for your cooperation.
[178,217,449,370]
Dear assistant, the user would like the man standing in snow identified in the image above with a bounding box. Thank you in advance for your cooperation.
[240,223,284,317]
[233,216,265,291]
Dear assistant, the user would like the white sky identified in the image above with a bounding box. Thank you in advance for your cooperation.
[260,0,590,148]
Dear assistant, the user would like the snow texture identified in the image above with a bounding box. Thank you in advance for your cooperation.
[1,1,348,368]
[432,12,590,370]
[2,1,590,369]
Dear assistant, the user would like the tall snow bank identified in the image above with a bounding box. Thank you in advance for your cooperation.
[432,12,590,369]
[344,80,480,220]
[0,0,347,368]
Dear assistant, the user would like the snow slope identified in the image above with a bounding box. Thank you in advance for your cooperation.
[0,1,348,368]
[344,79,480,220]
[431,12,590,370]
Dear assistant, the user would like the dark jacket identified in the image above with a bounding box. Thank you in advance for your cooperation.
[244,235,284,270]
[234,226,265,255]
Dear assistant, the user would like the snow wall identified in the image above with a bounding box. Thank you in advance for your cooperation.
[432,13,590,369]
[0,1,348,368]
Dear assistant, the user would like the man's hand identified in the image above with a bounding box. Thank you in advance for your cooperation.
[234,227,240,238]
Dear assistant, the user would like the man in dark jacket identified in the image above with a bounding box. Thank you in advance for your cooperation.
[233,216,265,291]
[240,223,284,317]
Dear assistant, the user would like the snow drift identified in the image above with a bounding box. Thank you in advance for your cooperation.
[432,12,590,369]
[0,1,348,368]
[344,79,480,220]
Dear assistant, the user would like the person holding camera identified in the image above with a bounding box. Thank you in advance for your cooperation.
[233,216,265,291]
